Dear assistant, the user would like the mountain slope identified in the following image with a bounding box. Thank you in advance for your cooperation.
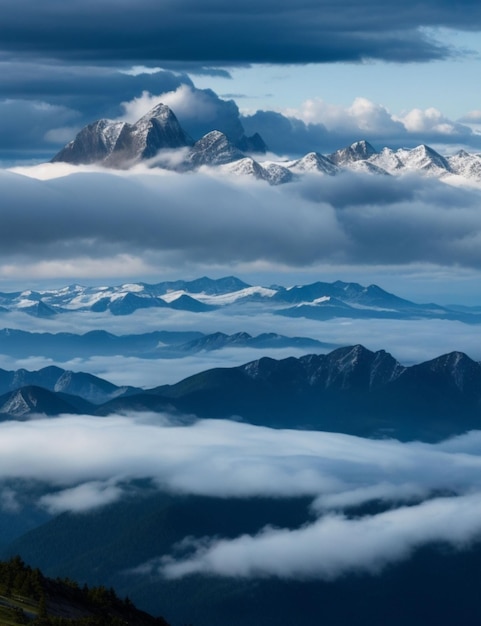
[108,103,192,164]
[186,130,245,168]
[329,139,377,165]
[103,345,481,441]
[0,386,95,418]
[53,104,191,168]
[0,555,169,625]
[0,366,139,404]
[51,119,126,165]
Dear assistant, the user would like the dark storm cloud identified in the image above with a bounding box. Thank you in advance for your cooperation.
[2,167,481,274]
[0,65,193,151]
[0,64,191,109]
[0,99,80,151]
[0,0,480,65]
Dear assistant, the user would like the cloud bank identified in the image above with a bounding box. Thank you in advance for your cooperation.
[160,492,481,580]
[3,415,481,509]
[2,166,481,283]
[246,97,481,154]
[3,414,481,579]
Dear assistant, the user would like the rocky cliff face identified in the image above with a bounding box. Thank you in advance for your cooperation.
[51,103,268,171]
[51,119,126,164]
[185,130,245,168]
[52,103,192,167]
[105,103,192,166]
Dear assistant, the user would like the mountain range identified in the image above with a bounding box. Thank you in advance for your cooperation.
[0,328,330,360]
[52,102,266,168]
[51,102,481,185]
[1,275,480,322]
[1,345,480,442]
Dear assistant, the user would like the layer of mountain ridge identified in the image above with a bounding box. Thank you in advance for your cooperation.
[0,328,329,359]
[1,276,479,323]
[51,101,481,185]
[1,345,480,441]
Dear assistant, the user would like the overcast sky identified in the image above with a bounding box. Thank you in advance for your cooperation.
[2,0,481,301]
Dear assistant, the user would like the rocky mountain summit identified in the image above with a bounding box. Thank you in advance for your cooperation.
[52,102,267,172]
[52,104,192,167]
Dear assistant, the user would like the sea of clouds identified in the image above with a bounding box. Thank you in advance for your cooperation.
[2,413,481,580]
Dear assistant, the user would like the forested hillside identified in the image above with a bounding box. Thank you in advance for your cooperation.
[0,556,169,625]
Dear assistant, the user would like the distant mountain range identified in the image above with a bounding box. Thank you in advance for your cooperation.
[0,328,330,360]
[1,275,480,322]
[1,345,480,441]
[51,102,481,185]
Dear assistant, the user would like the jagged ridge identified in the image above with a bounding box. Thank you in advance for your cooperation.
[2,346,480,441]
[51,102,481,185]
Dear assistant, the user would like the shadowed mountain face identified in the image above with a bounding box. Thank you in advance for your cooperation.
[0,365,140,408]
[133,345,481,441]
[0,345,480,442]
[108,103,192,163]
[328,139,378,165]
[52,104,191,166]
[0,385,94,418]
[186,130,245,168]
[50,119,126,165]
